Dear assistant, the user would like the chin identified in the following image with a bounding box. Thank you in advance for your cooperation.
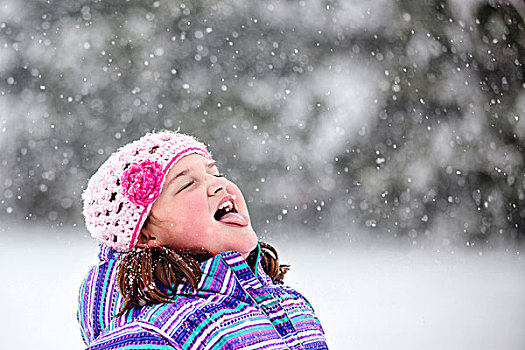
[234,231,259,255]
[245,234,260,253]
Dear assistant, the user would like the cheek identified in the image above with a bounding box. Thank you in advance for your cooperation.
[173,193,211,231]
[185,192,210,215]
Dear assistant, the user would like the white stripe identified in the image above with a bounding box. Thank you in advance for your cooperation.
[296,328,326,341]
[190,299,260,345]
[219,268,232,294]
[204,316,276,349]
[162,299,206,334]
[229,336,288,350]
[136,321,184,350]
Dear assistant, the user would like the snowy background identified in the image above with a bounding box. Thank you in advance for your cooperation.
[2,0,525,348]
[1,225,525,349]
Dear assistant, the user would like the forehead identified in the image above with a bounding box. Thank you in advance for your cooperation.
[168,154,216,174]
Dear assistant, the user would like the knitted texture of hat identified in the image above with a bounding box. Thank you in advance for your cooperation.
[82,130,212,252]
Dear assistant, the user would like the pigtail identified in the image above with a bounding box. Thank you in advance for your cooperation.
[115,246,211,317]
[259,241,290,284]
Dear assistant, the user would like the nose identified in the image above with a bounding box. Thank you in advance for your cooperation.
[207,175,227,196]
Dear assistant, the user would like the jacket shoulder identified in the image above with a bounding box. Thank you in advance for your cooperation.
[86,321,178,350]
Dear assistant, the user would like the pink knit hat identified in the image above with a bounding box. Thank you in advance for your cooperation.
[82,130,212,252]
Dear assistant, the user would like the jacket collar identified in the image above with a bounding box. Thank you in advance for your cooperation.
[176,244,271,296]
[96,243,271,303]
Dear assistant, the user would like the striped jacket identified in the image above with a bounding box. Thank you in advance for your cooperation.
[78,244,328,349]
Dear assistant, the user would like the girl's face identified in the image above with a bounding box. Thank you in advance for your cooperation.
[139,154,258,258]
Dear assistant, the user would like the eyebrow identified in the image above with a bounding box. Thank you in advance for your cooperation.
[165,162,217,188]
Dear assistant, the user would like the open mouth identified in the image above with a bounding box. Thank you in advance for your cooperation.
[213,195,249,227]
[214,198,237,221]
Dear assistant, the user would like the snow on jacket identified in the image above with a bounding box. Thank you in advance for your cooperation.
[77,244,328,349]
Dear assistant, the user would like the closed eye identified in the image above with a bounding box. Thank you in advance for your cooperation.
[178,181,194,193]
[214,173,225,178]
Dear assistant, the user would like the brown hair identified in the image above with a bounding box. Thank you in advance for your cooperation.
[116,241,289,317]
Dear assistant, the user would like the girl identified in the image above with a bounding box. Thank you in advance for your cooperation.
[78,130,328,349]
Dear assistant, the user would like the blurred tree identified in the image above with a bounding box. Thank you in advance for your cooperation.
[0,0,523,248]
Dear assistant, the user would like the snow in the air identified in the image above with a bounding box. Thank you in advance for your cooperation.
[1,0,525,348]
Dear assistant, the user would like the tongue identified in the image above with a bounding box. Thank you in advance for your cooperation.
[219,212,249,226]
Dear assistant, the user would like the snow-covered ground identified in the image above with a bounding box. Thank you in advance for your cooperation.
[1,225,524,349]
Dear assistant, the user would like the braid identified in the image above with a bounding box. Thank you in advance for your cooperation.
[259,241,290,284]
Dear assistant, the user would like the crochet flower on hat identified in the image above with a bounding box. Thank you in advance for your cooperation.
[121,159,164,206]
